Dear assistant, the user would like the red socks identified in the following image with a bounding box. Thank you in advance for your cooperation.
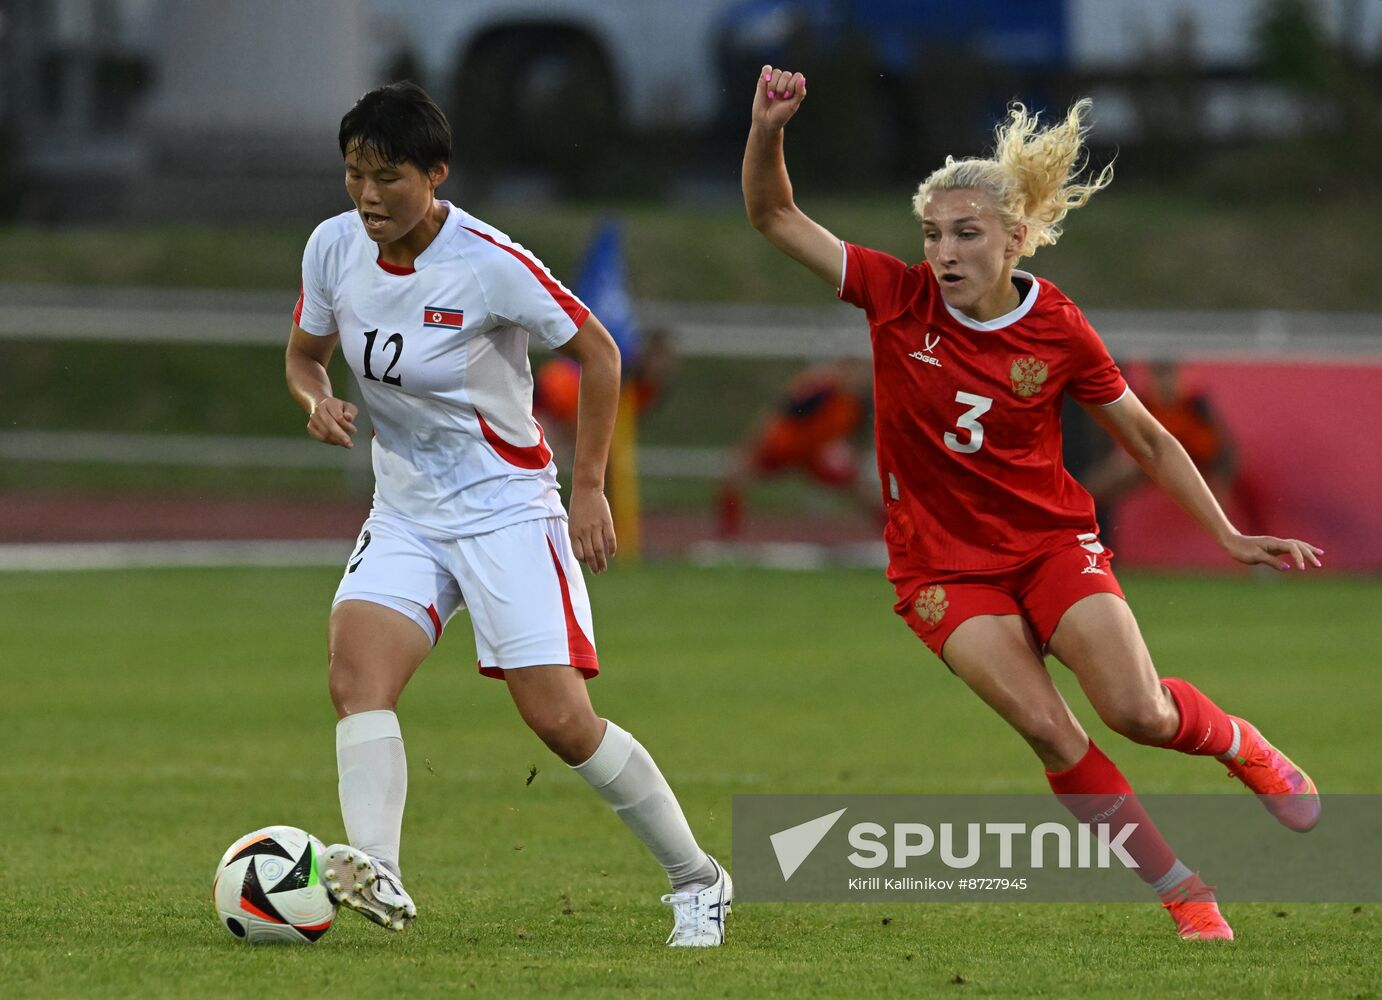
[1159,678,1234,757]
[1046,741,1180,887]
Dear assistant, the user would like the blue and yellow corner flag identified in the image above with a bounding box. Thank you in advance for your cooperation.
[576,220,641,363]
[575,220,642,559]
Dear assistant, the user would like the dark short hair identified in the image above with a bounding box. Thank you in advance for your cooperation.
[338,81,451,170]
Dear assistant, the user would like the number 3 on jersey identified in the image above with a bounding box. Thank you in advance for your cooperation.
[943,391,993,454]
[362,328,404,386]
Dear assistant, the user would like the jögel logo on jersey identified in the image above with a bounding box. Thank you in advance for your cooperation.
[422,306,465,331]
[907,331,944,368]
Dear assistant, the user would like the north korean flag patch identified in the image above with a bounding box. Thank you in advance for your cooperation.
[423,306,464,330]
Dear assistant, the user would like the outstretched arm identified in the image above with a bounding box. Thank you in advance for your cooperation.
[743,65,844,289]
[1084,391,1322,571]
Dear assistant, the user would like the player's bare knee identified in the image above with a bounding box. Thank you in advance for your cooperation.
[523,705,576,745]
[522,705,600,763]
[328,654,394,716]
[1102,700,1175,746]
[327,666,358,716]
[327,679,355,717]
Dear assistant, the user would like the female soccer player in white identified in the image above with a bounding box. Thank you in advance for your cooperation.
[285,83,729,946]
[744,66,1323,941]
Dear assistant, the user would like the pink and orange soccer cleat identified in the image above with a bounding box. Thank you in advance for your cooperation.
[1220,717,1321,832]
[1161,874,1234,941]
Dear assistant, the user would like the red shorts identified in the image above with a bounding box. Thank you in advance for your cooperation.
[895,542,1126,661]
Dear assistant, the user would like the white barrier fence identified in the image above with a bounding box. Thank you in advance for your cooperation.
[8,283,1382,357]
[4,283,1380,479]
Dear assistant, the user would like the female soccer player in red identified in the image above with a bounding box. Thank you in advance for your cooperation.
[743,66,1323,941]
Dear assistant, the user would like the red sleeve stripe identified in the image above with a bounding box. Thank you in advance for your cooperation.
[462,226,590,328]
[293,279,305,325]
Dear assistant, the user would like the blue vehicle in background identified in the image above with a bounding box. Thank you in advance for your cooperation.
[12,0,1380,217]
[381,0,1367,192]
[720,0,1069,77]
[387,0,1076,190]
[714,0,1071,184]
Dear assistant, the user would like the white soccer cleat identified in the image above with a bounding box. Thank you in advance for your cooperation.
[322,844,417,931]
[661,856,732,947]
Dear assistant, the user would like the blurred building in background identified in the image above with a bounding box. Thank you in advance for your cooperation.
[2,0,371,222]
[3,0,1381,220]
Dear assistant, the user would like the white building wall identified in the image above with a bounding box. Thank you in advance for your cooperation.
[128,0,373,221]
[145,0,370,150]
[1069,0,1382,68]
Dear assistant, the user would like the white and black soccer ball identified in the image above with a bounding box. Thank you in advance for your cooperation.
[212,826,337,943]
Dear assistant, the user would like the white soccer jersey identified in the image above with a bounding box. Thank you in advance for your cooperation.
[294,203,590,538]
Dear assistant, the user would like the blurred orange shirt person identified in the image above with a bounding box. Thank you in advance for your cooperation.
[534,356,584,426]
[718,357,874,537]
[1083,360,1235,516]
[533,332,675,476]
[534,333,672,427]
[1140,378,1226,470]
[750,361,870,485]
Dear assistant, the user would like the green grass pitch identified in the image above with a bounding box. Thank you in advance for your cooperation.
[1,564,1378,998]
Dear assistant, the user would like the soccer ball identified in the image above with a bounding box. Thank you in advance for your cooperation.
[212,826,337,943]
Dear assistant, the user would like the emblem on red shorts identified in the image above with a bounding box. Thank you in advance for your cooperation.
[1010,357,1049,397]
[913,585,949,626]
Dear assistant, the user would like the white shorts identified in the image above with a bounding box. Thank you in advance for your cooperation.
[333,512,598,679]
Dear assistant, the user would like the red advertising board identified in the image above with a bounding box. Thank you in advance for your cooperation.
[1102,359,1382,572]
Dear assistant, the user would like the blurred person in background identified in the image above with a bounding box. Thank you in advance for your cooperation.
[715,356,878,537]
[284,82,730,947]
[534,328,677,478]
[1081,359,1243,543]
[744,64,1323,942]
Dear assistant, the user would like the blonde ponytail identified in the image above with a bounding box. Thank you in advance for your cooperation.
[912,99,1114,259]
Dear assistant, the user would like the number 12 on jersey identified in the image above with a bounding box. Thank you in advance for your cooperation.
[362,328,404,386]
[943,391,993,454]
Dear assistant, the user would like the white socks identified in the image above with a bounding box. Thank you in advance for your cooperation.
[336,713,713,891]
[336,710,407,876]
[572,720,716,890]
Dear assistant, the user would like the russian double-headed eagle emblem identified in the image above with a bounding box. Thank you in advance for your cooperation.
[913,585,950,625]
[1009,357,1049,397]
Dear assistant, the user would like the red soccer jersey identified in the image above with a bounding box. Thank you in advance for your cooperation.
[839,242,1128,583]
